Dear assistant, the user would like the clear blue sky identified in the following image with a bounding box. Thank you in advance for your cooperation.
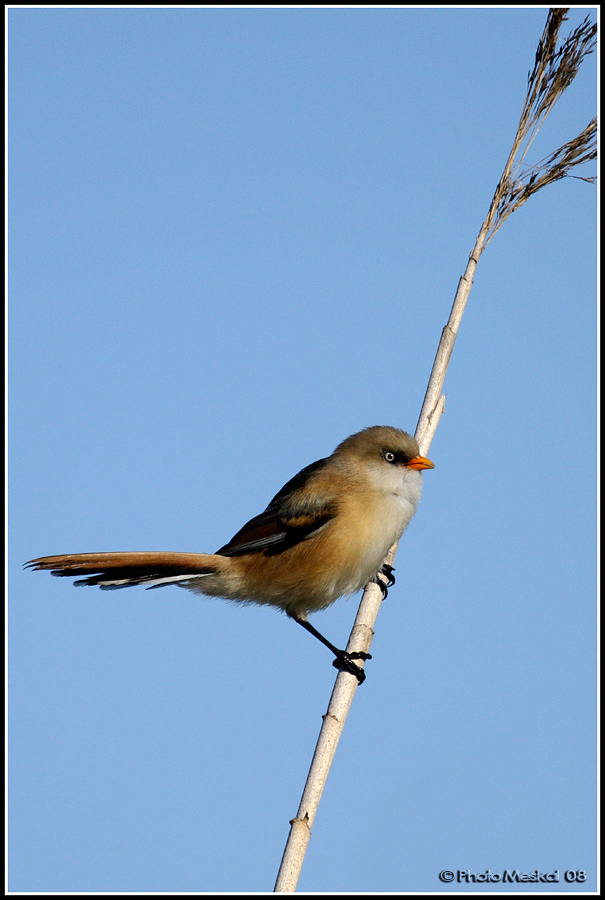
[8,7,597,894]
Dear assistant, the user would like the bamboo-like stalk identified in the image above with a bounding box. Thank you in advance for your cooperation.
[273,9,596,893]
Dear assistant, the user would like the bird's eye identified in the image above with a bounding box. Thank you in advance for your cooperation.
[383,451,396,464]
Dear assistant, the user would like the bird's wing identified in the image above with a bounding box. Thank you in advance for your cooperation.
[216,457,338,556]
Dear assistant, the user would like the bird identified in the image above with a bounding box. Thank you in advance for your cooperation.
[26,426,434,682]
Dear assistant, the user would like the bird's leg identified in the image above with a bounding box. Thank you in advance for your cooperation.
[372,563,396,599]
[291,616,371,684]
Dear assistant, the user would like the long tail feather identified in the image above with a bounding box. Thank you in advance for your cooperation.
[25,551,220,589]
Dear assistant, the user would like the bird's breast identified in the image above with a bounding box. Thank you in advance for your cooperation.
[332,490,417,583]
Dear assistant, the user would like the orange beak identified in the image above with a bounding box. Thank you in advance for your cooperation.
[406,455,435,471]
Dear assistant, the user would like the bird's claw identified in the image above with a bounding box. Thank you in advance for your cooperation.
[374,564,396,599]
[332,650,372,684]
[382,564,396,587]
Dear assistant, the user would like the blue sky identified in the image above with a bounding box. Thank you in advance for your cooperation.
[8,7,597,894]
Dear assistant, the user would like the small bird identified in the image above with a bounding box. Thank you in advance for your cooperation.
[27,426,433,682]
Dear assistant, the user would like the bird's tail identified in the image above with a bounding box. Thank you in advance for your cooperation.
[25,551,223,590]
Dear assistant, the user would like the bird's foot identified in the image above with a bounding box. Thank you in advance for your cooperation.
[373,564,396,599]
[332,650,372,684]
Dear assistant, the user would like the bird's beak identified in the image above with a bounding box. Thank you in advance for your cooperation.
[406,455,435,471]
